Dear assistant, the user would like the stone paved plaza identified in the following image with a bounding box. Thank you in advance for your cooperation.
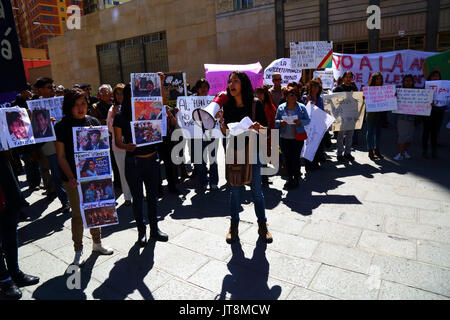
[10,123,450,300]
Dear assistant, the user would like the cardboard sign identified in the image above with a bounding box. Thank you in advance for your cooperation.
[393,88,433,116]
[363,85,398,112]
[290,41,333,69]
[205,63,263,95]
[263,58,302,86]
[323,92,365,131]
[425,80,450,107]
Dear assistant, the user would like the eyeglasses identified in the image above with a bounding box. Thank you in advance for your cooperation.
[45,85,55,90]
[273,78,282,82]
[287,92,296,97]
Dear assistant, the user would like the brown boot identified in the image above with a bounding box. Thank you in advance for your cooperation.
[258,222,273,243]
[226,221,239,244]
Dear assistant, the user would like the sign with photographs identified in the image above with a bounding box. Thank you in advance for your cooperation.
[131,73,162,98]
[27,96,64,121]
[28,102,56,143]
[131,120,163,147]
[72,125,118,229]
[163,72,187,108]
[1,107,35,148]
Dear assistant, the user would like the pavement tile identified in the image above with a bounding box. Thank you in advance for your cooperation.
[311,208,384,232]
[299,220,362,247]
[372,254,450,297]
[286,286,337,300]
[31,229,73,252]
[394,186,450,202]
[384,216,450,244]
[358,230,416,260]
[309,265,379,300]
[18,243,43,260]
[152,278,216,300]
[417,240,450,269]
[379,281,449,300]
[312,242,373,274]
[184,217,252,238]
[365,189,441,211]
[418,209,450,228]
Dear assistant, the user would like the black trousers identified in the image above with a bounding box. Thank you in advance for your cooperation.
[422,106,445,153]
[280,138,304,181]
[158,137,177,189]
[125,154,160,236]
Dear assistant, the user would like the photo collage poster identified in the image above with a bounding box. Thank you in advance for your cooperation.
[130,73,166,147]
[27,99,58,143]
[0,107,35,149]
[72,126,119,229]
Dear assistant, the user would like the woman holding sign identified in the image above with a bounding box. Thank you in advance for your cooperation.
[54,89,114,267]
[113,82,169,247]
[216,71,271,244]
[366,72,385,160]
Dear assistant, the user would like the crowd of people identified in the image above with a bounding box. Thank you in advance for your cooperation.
[0,67,447,299]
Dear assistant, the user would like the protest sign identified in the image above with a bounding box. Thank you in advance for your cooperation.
[313,69,335,89]
[0,109,8,150]
[81,202,118,229]
[176,96,224,139]
[75,150,112,181]
[205,63,263,95]
[133,99,164,121]
[263,58,302,86]
[332,50,437,88]
[323,92,365,131]
[1,107,35,148]
[28,101,56,143]
[393,89,433,116]
[425,80,450,107]
[363,85,398,112]
[290,41,333,69]
[72,126,109,152]
[163,72,187,107]
[301,102,335,162]
[27,96,64,121]
[131,120,163,147]
[131,73,162,98]
[78,177,115,205]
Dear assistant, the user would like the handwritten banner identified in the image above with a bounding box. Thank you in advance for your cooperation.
[425,80,450,107]
[313,69,335,89]
[27,96,64,121]
[363,85,398,112]
[263,58,302,86]
[323,92,365,131]
[205,63,263,95]
[393,89,433,116]
[290,41,333,69]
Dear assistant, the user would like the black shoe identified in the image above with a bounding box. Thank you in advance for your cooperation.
[168,186,181,195]
[344,154,355,161]
[124,200,132,206]
[337,155,346,162]
[0,280,22,299]
[150,229,169,242]
[11,272,39,288]
[136,234,147,247]
[61,202,71,213]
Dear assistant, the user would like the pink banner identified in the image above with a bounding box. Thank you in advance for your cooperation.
[205,62,263,95]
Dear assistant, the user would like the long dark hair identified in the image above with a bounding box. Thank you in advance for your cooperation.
[62,88,88,119]
[255,86,275,107]
[120,84,132,120]
[402,74,415,88]
[427,70,441,81]
[368,72,383,86]
[191,78,210,95]
[226,71,254,107]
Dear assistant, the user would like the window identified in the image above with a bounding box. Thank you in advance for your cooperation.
[234,0,254,10]
[379,39,394,52]
[355,41,368,54]
[395,37,408,50]
[409,36,424,50]
[343,43,355,54]
[438,32,450,51]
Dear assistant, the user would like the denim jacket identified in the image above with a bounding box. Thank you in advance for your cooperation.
[275,102,311,135]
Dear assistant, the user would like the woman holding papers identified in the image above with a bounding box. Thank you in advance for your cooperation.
[113,83,168,247]
[275,87,311,190]
[366,72,385,160]
[394,75,416,161]
[54,89,114,267]
[216,71,272,244]
[422,70,445,159]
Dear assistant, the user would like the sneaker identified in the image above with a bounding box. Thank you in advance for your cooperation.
[344,154,355,161]
[210,184,219,191]
[92,243,114,255]
[403,151,412,159]
[393,153,404,161]
[72,251,85,267]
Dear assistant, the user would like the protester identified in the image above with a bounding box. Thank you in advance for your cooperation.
[54,89,114,266]
[276,86,310,190]
[107,83,132,206]
[0,153,40,299]
[255,86,276,186]
[394,74,417,160]
[55,85,65,96]
[80,83,98,111]
[366,72,385,160]
[216,71,272,244]
[88,84,112,125]
[268,73,284,107]
[422,70,445,159]
[113,82,169,247]
[333,71,358,161]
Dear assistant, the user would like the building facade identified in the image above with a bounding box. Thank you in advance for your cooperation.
[83,0,132,15]
[48,0,449,89]
[12,0,84,52]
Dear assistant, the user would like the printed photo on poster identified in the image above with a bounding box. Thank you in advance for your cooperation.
[27,96,64,121]
[81,202,119,229]
[163,72,187,107]
[2,107,35,148]
[131,73,162,98]
[133,99,164,121]
[72,126,109,152]
[131,120,162,147]
[0,109,9,151]
[79,177,115,205]
[30,109,56,143]
[75,150,112,181]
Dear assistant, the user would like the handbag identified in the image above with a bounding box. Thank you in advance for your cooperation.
[225,99,256,186]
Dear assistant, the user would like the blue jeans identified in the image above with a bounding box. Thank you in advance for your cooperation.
[366,117,382,150]
[198,139,219,187]
[47,153,68,205]
[0,209,20,281]
[229,162,266,224]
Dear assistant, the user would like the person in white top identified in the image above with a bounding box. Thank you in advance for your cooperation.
[106,83,132,206]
